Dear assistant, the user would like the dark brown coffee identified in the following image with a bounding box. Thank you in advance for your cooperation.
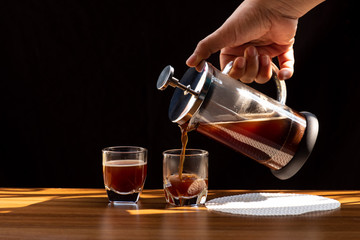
[178,123,189,179]
[104,160,147,193]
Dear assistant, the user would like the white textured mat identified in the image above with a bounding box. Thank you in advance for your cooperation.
[205,193,341,216]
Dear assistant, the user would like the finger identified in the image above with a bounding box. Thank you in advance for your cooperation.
[277,47,294,80]
[240,46,258,83]
[228,57,246,80]
[220,53,237,71]
[255,55,272,84]
[278,68,293,80]
[220,46,247,70]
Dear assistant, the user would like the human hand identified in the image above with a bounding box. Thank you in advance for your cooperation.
[186,0,324,83]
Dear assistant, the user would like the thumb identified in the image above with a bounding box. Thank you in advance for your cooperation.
[186,28,232,70]
[186,1,262,70]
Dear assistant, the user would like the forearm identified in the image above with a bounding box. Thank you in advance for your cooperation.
[246,0,326,19]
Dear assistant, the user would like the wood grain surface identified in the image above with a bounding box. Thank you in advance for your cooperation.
[0,188,359,240]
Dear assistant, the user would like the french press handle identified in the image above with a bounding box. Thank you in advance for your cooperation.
[222,61,287,105]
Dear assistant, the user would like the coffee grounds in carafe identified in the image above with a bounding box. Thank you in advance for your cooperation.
[196,115,305,170]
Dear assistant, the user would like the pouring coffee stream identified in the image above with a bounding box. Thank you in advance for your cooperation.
[157,61,319,180]
[178,123,189,179]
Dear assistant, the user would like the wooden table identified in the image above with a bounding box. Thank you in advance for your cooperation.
[0,189,359,240]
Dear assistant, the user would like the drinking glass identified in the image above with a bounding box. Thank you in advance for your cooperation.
[102,146,147,204]
[163,149,208,206]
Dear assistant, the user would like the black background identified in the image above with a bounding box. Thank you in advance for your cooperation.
[0,0,358,190]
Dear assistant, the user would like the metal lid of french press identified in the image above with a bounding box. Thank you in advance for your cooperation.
[157,63,212,125]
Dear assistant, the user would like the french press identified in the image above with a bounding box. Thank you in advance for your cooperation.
[157,62,318,180]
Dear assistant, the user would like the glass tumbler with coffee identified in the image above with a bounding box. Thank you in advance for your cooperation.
[163,149,208,206]
[102,146,147,204]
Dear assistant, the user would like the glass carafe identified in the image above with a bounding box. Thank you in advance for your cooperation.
[157,62,318,180]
